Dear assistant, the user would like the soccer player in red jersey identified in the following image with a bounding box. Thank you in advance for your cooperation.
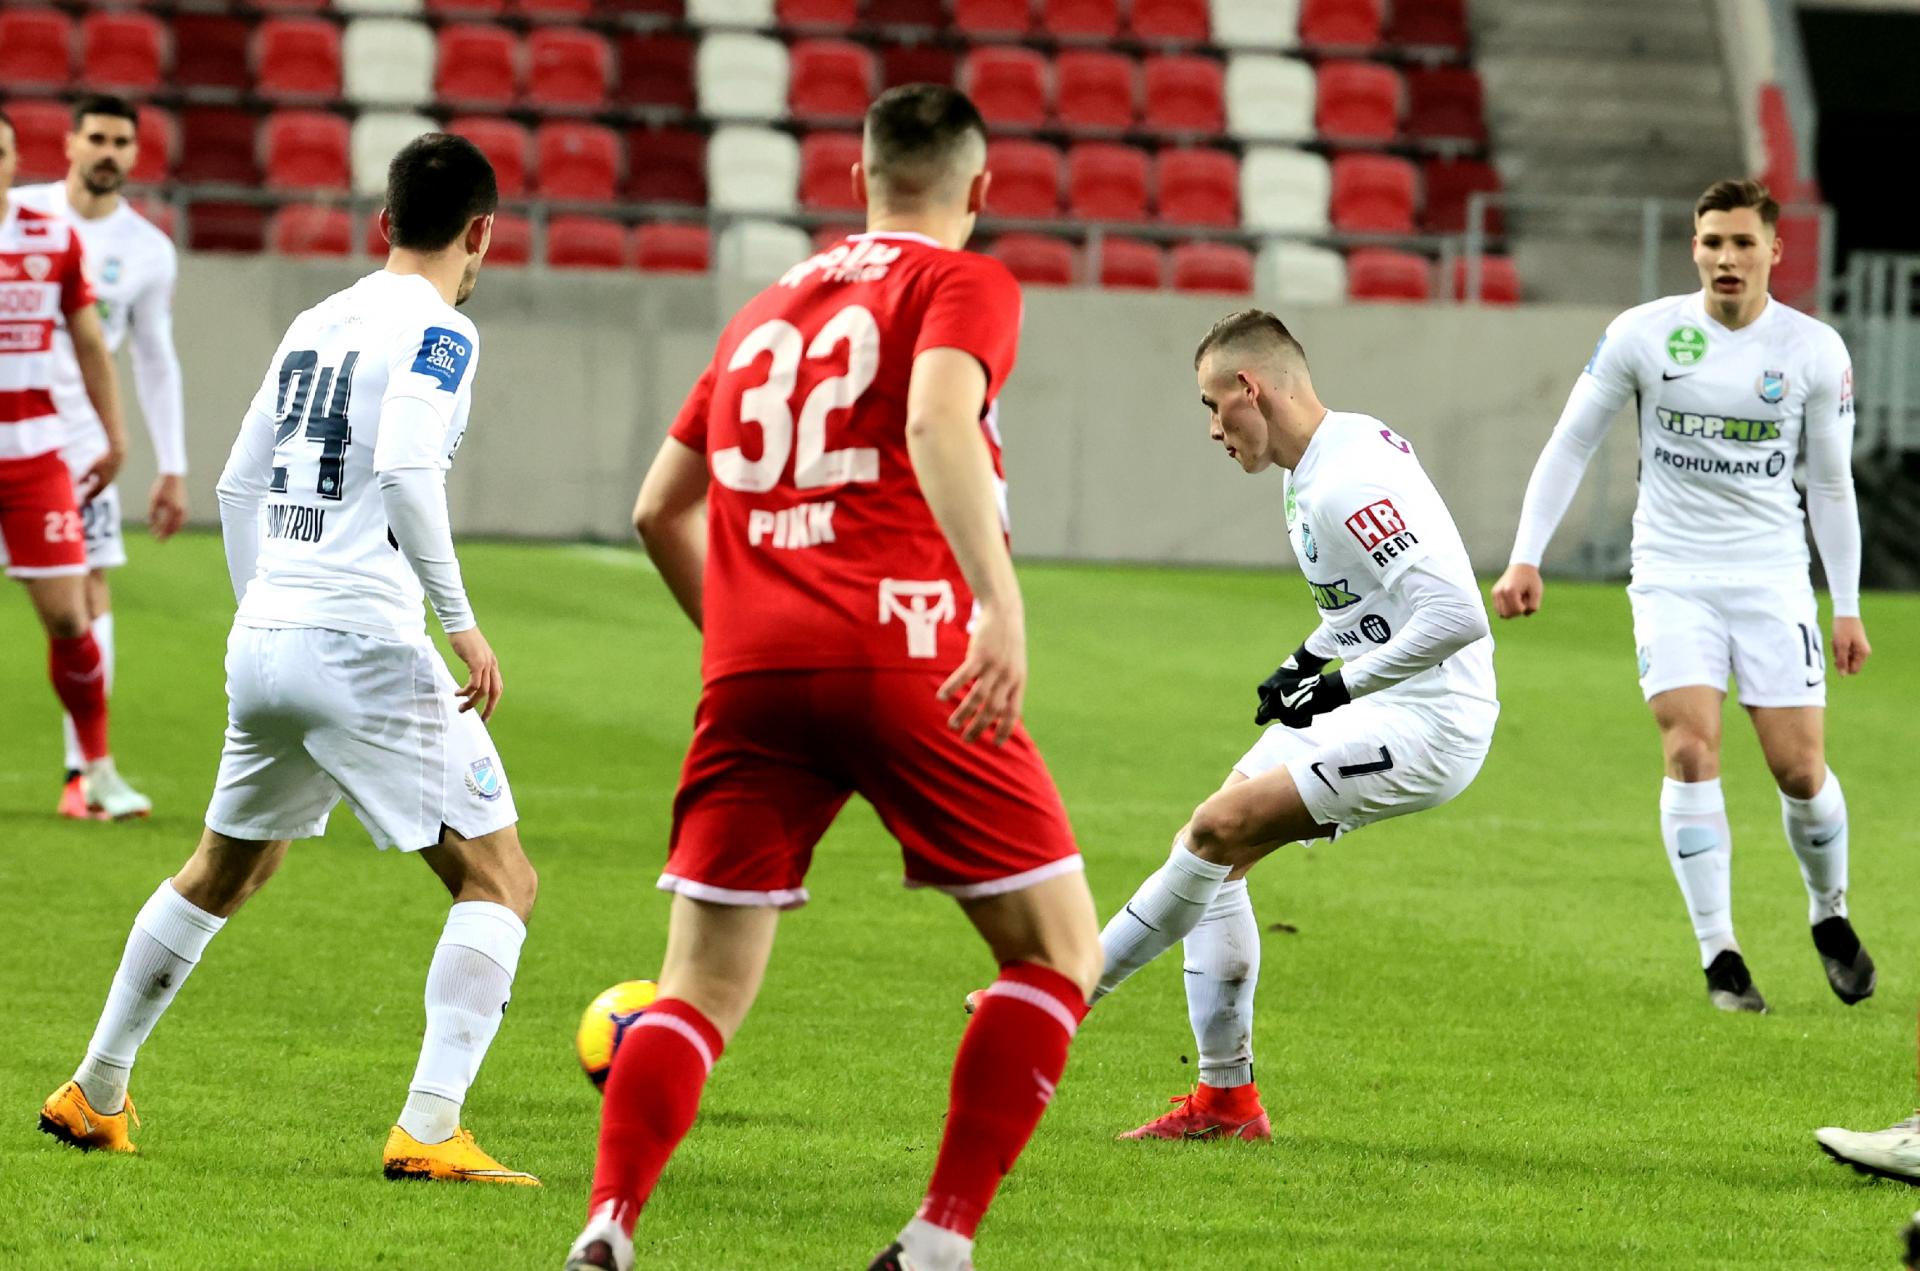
[0,109,148,817]
[564,85,1102,1271]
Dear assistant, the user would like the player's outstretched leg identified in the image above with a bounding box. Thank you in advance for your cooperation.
[871,871,1100,1271]
[386,825,539,1186]
[40,831,284,1153]
[1120,878,1271,1142]
[1658,776,1762,1013]
[26,574,149,820]
[565,895,777,1271]
[1815,1113,1920,1182]
[1094,834,1231,1003]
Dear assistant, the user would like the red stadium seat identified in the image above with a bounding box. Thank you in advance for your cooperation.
[953,0,1031,38]
[1315,60,1400,142]
[131,107,176,185]
[428,0,509,14]
[634,223,711,273]
[172,16,251,92]
[1405,67,1485,143]
[881,43,957,90]
[1041,0,1118,40]
[1097,237,1164,288]
[485,213,533,267]
[5,101,70,182]
[799,132,865,210]
[789,40,877,123]
[1346,247,1431,301]
[1142,55,1225,134]
[1171,241,1253,293]
[1385,0,1469,54]
[448,116,532,198]
[1299,0,1382,48]
[255,0,331,11]
[513,0,596,17]
[535,121,620,201]
[263,110,352,192]
[81,12,166,94]
[865,0,948,29]
[617,34,695,111]
[254,18,343,101]
[0,9,72,91]
[608,0,687,17]
[1126,0,1208,43]
[992,233,1076,285]
[1054,51,1135,132]
[1452,255,1520,304]
[1330,152,1416,233]
[1154,148,1238,226]
[270,204,353,257]
[1420,156,1502,235]
[779,0,860,26]
[528,28,611,109]
[964,47,1048,129]
[985,139,1063,218]
[1067,142,1150,222]
[436,25,520,109]
[547,215,628,268]
[188,202,268,254]
[625,128,708,205]
[178,107,261,185]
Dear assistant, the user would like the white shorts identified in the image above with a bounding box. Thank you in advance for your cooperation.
[0,437,124,573]
[1232,695,1495,836]
[204,625,518,851]
[1627,578,1824,708]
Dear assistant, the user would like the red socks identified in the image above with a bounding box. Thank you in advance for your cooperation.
[49,634,108,762]
[588,997,725,1235]
[918,961,1088,1239]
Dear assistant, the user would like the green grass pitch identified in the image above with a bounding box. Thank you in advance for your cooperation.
[3,532,1918,1269]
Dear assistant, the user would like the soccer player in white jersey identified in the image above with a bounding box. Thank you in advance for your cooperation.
[6,95,187,820]
[39,135,541,1186]
[1492,179,1870,1015]
[1084,310,1498,1140]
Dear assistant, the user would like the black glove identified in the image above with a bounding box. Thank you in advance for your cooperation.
[1263,668,1351,728]
[1255,644,1331,726]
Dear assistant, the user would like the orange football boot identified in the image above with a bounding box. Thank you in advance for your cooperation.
[39,1080,139,1153]
[58,775,107,821]
[382,1125,539,1185]
[1118,1083,1272,1142]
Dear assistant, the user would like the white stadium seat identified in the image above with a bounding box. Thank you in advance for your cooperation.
[342,18,435,107]
[716,220,814,286]
[697,33,789,121]
[1226,55,1315,143]
[1210,0,1299,50]
[1238,146,1331,235]
[1257,240,1346,304]
[706,126,800,213]
[687,0,776,29]
[335,0,423,14]
[351,112,436,195]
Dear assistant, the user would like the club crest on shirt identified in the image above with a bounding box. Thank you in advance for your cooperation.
[1755,369,1787,404]
[465,756,504,801]
[23,254,51,282]
[1301,521,1318,562]
[102,257,123,286]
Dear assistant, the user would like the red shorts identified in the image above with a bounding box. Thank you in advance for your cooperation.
[0,450,86,579]
[661,669,1083,908]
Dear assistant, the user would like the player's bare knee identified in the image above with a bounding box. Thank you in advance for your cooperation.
[1185,801,1256,868]
[1662,733,1719,781]
[1770,758,1825,800]
[43,606,90,639]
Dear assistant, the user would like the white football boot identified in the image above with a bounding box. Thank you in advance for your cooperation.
[1815,1114,1920,1182]
[562,1201,634,1271]
[83,757,152,820]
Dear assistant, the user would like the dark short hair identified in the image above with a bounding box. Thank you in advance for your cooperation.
[862,84,988,201]
[385,133,498,252]
[1194,308,1307,370]
[1694,178,1780,227]
[71,94,139,130]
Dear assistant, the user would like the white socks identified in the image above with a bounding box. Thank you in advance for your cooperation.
[1660,777,1736,968]
[1183,879,1260,1089]
[1092,838,1232,1003]
[1782,767,1849,924]
[398,901,526,1144]
[62,611,113,773]
[898,1217,973,1271]
[76,879,226,1113]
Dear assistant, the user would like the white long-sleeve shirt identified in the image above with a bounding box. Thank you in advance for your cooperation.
[12,183,186,475]
[1509,291,1860,615]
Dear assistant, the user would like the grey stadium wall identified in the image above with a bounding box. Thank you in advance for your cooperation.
[135,256,1639,574]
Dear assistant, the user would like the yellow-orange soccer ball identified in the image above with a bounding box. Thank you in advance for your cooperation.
[576,979,659,1090]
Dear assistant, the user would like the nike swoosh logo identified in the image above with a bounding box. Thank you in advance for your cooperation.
[1183,1125,1228,1140]
[1124,903,1160,933]
[1662,371,1692,381]
[76,1107,94,1135]
[1805,678,1824,688]
[455,1168,533,1179]
[1809,830,1842,847]
[1676,845,1717,859]
[1309,762,1336,793]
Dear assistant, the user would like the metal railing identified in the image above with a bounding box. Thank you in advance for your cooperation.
[1830,252,1920,456]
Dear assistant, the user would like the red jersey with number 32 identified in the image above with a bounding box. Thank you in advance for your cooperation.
[0,203,94,461]
[669,232,1023,682]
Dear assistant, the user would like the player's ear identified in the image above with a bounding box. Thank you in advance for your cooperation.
[467,212,492,257]
[1769,227,1783,264]
[967,170,989,217]
[375,208,393,252]
[852,161,868,210]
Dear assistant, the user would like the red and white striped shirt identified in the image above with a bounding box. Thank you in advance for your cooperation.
[0,202,94,461]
